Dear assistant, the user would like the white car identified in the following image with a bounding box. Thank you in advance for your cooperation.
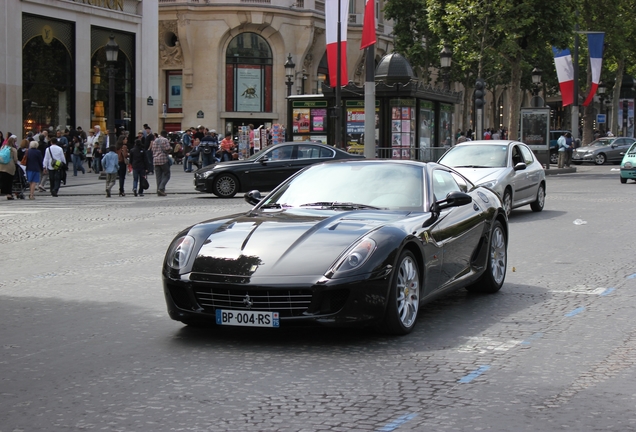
[438,140,546,216]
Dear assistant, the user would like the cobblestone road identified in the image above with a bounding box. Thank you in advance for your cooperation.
[1,165,635,431]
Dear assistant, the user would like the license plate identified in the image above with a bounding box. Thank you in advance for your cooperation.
[215,309,279,328]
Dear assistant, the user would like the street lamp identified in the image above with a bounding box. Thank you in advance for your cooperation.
[284,53,295,141]
[598,80,607,133]
[531,67,542,107]
[297,69,308,95]
[439,45,452,91]
[105,34,119,151]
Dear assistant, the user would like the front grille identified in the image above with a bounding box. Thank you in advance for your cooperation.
[194,287,313,318]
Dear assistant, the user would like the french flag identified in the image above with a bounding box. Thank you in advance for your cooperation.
[553,47,575,106]
[325,0,348,87]
[582,33,605,107]
[360,0,376,50]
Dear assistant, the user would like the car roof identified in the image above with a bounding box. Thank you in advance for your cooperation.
[452,140,524,146]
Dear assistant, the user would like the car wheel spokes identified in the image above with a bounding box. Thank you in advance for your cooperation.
[490,227,506,284]
[396,256,419,328]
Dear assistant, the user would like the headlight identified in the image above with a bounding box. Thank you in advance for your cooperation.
[201,170,215,179]
[478,181,497,189]
[625,161,633,169]
[327,238,377,277]
[166,235,196,270]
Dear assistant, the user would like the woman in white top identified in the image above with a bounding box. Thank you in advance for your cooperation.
[86,129,97,173]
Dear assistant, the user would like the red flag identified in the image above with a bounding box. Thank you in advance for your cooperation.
[360,0,376,49]
[325,0,348,87]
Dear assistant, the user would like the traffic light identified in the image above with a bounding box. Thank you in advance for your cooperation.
[474,78,485,109]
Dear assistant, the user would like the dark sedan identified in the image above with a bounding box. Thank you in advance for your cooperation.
[164,160,508,335]
[193,142,362,197]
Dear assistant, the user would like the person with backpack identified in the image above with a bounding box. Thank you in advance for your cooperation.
[199,130,218,167]
[0,136,18,200]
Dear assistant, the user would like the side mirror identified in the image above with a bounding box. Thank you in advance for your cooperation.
[244,190,262,205]
[513,162,527,171]
[260,155,269,164]
[437,191,472,210]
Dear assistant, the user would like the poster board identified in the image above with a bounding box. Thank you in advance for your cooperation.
[520,108,550,151]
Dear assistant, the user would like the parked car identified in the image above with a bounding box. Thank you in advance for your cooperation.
[549,130,570,164]
[438,140,546,216]
[164,159,508,335]
[572,137,636,165]
[619,141,636,183]
[193,142,363,198]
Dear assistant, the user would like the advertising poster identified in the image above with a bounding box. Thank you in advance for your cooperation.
[420,102,434,149]
[311,108,326,131]
[236,68,262,112]
[401,107,411,120]
[392,107,401,120]
[293,108,310,133]
[310,135,327,143]
[346,108,365,134]
[168,74,182,109]
[520,108,550,150]
[618,99,635,137]
[440,104,453,147]
[392,120,401,133]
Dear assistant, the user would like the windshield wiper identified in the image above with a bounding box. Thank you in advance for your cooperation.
[454,165,492,168]
[259,203,291,209]
[300,202,380,210]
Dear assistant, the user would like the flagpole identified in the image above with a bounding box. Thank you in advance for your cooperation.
[364,45,375,158]
[571,12,579,142]
[335,0,342,149]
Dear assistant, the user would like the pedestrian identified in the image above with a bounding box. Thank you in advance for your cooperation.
[181,128,192,172]
[86,128,97,173]
[456,131,469,144]
[0,136,19,200]
[129,138,148,197]
[200,130,218,167]
[248,124,255,155]
[42,137,66,197]
[150,130,172,196]
[37,134,49,192]
[557,131,568,169]
[24,140,43,200]
[144,125,154,175]
[101,146,119,198]
[115,135,130,196]
[71,135,86,176]
[564,132,573,168]
[17,139,29,163]
[219,132,235,161]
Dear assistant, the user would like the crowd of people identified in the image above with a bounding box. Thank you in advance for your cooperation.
[0,124,208,200]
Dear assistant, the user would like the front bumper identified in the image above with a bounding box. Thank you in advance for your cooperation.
[572,152,594,162]
[162,271,391,328]
[193,174,209,192]
[620,167,636,179]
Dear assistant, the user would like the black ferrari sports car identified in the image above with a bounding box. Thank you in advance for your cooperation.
[164,160,508,335]
[193,141,363,198]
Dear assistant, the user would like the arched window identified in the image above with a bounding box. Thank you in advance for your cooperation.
[225,33,272,112]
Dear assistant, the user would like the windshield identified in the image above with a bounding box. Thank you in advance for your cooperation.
[628,143,636,155]
[260,162,425,210]
[439,145,508,168]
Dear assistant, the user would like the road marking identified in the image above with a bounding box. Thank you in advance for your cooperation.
[551,286,609,295]
[458,336,520,353]
[377,413,418,431]
[459,365,491,383]
[521,332,544,345]
[564,306,585,317]
[627,273,636,280]
[599,287,615,296]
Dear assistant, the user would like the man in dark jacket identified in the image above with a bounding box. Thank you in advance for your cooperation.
[143,125,154,174]
[184,137,202,172]
[199,130,218,167]
[129,138,148,196]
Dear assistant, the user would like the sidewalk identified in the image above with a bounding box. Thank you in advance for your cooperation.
[48,166,200,196]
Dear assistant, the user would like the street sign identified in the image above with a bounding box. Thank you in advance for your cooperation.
[597,114,606,124]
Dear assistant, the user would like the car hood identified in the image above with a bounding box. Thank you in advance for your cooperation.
[188,209,411,278]
[450,167,507,185]
[195,159,254,174]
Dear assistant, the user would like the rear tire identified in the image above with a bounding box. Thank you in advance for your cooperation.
[530,184,545,212]
[381,250,420,335]
[465,220,507,294]
[502,189,512,217]
[550,151,558,165]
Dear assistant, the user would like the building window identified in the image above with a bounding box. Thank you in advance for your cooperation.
[90,28,135,134]
[22,15,75,136]
[225,33,273,112]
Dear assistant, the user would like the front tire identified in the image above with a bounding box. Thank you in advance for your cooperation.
[530,183,545,212]
[620,176,627,184]
[465,220,507,294]
[381,250,420,335]
[212,174,239,198]
[594,153,606,165]
[550,151,558,165]
[502,189,512,217]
